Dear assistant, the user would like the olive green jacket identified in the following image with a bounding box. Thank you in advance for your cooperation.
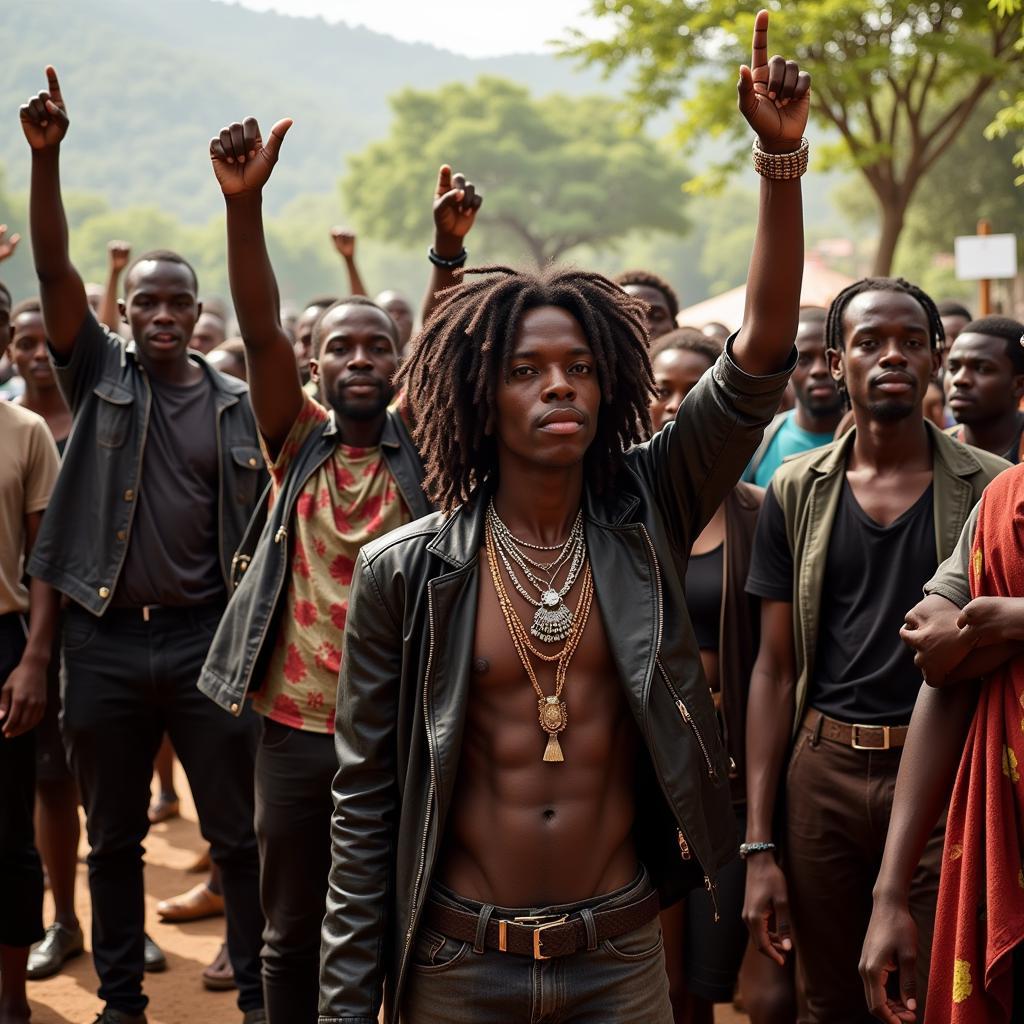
[769,420,1009,734]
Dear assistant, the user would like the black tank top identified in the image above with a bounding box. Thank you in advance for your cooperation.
[685,544,723,652]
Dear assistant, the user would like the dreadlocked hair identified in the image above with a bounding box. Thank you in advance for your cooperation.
[612,269,680,322]
[396,264,655,512]
[825,277,944,354]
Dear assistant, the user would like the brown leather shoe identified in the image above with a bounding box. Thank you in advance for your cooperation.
[202,942,237,991]
[156,883,224,922]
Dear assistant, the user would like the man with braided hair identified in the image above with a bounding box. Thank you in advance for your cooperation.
[319,14,810,1023]
[743,277,1009,1024]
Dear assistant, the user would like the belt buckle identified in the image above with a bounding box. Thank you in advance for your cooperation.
[851,724,889,750]
[506,914,569,960]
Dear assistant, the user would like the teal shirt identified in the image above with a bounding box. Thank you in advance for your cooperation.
[745,410,835,487]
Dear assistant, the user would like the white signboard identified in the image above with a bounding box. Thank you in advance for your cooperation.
[954,233,1017,281]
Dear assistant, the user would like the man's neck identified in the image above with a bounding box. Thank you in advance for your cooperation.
[849,408,932,473]
[793,402,841,436]
[20,382,66,420]
[958,409,1022,458]
[139,350,204,386]
[492,456,585,547]
[335,410,388,449]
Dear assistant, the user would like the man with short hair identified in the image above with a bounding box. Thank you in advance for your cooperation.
[613,268,680,340]
[945,316,1024,463]
[937,300,972,351]
[742,306,843,485]
[293,295,337,386]
[742,278,1008,1024]
[190,310,228,355]
[20,67,267,1024]
[317,17,811,1022]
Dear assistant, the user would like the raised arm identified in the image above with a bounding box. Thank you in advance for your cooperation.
[20,67,88,356]
[99,240,131,331]
[330,228,368,296]
[421,165,482,325]
[742,599,797,965]
[210,115,301,455]
[732,10,811,376]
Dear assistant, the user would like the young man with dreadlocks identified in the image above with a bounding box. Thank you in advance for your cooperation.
[742,277,1009,1024]
[317,14,809,1024]
[199,113,480,1024]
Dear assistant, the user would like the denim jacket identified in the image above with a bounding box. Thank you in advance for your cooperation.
[28,315,266,614]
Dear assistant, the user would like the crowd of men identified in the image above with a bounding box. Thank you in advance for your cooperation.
[4,19,1024,1024]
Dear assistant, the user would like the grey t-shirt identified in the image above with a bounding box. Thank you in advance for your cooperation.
[113,370,224,607]
[922,504,978,610]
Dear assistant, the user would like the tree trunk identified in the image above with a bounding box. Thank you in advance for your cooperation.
[872,201,906,277]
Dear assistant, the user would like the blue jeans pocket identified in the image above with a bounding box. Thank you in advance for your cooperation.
[601,918,664,962]
[411,927,471,973]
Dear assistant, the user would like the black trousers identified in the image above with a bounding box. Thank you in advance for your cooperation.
[254,719,336,1024]
[61,604,264,1015]
[0,613,44,948]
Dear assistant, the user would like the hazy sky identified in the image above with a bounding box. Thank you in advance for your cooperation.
[224,0,609,57]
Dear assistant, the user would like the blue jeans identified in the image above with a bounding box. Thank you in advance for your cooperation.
[402,869,673,1024]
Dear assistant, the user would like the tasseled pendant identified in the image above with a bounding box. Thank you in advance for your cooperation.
[543,732,565,762]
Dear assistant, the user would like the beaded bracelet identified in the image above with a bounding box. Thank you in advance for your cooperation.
[739,841,777,859]
[751,137,809,180]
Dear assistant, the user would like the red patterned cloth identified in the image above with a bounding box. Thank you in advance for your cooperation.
[927,465,1024,1022]
[250,394,411,733]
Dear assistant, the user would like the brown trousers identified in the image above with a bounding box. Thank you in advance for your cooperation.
[785,714,945,1024]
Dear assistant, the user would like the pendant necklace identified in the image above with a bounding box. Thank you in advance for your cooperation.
[485,519,594,763]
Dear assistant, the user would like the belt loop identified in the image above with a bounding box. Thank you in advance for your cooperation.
[810,712,824,748]
[580,907,598,951]
[474,904,495,955]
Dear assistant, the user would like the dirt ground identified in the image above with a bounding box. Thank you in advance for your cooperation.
[25,764,746,1024]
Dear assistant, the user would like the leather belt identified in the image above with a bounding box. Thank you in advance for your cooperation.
[805,710,910,751]
[424,889,660,961]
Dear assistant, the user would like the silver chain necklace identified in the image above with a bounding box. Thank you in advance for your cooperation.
[487,501,586,643]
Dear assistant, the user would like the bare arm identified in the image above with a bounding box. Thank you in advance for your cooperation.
[0,511,59,738]
[330,228,368,296]
[420,165,482,325]
[21,67,88,356]
[742,599,796,964]
[99,240,130,332]
[210,116,301,456]
[731,11,811,377]
[859,682,978,1023]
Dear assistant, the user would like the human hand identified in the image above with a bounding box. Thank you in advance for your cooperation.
[742,854,793,966]
[957,597,1024,648]
[0,657,47,738]
[210,116,293,198]
[20,66,70,151]
[859,895,919,1023]
[900,594,971,687]
[0,225,21,263]
[737,11,811,152]
[108,240,132,273]
[432,165,482,258]
[331,227,356,259]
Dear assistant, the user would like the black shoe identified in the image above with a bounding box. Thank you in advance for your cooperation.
[92,1009,148,1023]
[241,1010,267,1024]
[27,921,84,979]
[143,932,167,973]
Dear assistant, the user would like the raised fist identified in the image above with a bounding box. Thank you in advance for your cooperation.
[210,116,293,198]
[331,227,356,259]
[108,240,132,272]
[737,11,811,151]
[433,165,483,249]
[0,225,21,264]
[20,66,70,151]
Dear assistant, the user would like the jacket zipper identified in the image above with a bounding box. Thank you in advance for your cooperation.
[401,585,440,980]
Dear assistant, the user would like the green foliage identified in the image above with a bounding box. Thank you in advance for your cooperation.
[341,77,691,265]
[563,0,1024,273]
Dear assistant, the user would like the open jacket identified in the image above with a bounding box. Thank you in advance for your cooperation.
[317,340,794,1024]
[769,420,1009,735]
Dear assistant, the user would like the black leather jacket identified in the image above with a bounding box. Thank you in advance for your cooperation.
[318,341,794,1024]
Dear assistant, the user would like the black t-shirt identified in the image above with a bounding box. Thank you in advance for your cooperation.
[746,481,936,724]
[113,371,224,607]
[685,544,723,652]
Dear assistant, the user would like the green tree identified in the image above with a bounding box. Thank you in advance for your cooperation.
[340,76,691,266]
[563,1,1022,276]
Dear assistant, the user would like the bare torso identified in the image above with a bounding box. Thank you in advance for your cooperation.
[437,548,640,906]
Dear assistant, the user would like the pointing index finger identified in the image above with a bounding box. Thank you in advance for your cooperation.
[45,65,63,104]
[751,10,770,71]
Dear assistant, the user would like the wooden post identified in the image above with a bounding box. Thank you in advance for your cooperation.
[978,219,992,316]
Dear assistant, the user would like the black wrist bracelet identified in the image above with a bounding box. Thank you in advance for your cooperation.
[739,841,777,859]
[428,246,468,269]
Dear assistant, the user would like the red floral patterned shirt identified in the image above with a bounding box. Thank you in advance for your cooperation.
[251,395,411,733]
